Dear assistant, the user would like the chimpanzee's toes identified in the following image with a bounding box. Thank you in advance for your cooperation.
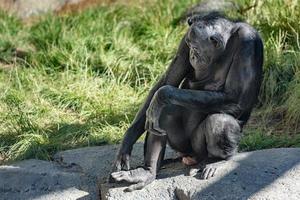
[188,168,200,176]
[124,182,146,192]
[201,167,217,179]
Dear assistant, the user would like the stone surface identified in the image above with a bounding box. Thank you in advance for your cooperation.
[1,146,300,200]
[0,0,84,19]
[0,159,98,200]
[53,143,177,183]
[101,148,300,200]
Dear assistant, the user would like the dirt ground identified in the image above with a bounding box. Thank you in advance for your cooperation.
[0,0,139,17]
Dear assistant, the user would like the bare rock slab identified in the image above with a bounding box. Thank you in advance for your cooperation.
[1,146,299,200]
[53,143,177,183]
[0,159,98,200]
[101,148,300,200]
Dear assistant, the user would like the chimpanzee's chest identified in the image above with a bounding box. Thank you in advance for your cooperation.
[178,71,227,135]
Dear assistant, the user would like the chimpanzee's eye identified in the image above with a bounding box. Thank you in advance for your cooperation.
[187,17,193,26]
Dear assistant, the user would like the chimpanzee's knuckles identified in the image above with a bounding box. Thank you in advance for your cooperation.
[124,154,130,170]
[113,148,132,172]
[120,154,131,170]
[115,160,122,172]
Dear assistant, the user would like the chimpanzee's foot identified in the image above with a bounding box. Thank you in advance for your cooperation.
[182,156,198,166]
[188,164,217,179]
[111,167,156,192]
[188,158,226,179]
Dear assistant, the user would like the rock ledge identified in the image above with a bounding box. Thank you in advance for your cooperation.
[1,145,300,200]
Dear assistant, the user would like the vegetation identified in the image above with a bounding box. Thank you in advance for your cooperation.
[0,0,299,162]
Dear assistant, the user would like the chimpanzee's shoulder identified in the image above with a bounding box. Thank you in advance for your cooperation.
[235,22,262,41]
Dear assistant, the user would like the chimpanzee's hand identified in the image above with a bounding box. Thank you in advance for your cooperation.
[111,167,156,192]
[113,144,132,172]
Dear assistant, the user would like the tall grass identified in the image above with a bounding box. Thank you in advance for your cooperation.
[245,0,300,133]
[0,0,299,162]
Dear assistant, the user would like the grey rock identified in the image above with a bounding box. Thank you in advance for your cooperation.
[1,145,300,200]
[53,143,178,183]
[101,148,300,200]
[0,0,84,19]
[0,159,98,200]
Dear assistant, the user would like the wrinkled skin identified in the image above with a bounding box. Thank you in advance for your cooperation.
[110,13,263,191]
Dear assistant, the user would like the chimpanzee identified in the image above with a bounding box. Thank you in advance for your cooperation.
[110,12,263,192]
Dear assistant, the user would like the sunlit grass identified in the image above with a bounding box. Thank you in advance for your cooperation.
[0,0,299,162]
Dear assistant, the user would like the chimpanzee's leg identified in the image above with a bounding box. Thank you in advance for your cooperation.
[111,104,194,191]
[190,113,242,179]
[144,104,194,170]
[204,114,241,159]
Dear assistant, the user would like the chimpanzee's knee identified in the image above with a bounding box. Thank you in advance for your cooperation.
[204,114,242,159]
[155,85,175,104]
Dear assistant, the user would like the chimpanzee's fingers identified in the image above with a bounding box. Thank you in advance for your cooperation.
[124,182,146,192]
[120,154,130,170]
[125,154,130,170]
[121,161,126,170]
[201,167,216,179]
[201,168,208,179]
[115,159,122,171]
[207,168,216,178]
[111,171,132,182]
[203,168,211,179]
[208,169,215,179]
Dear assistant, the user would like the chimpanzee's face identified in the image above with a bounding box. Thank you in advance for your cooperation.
[185,16,233,70]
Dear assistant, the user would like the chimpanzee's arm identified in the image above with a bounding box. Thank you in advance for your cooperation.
[114,35,192,171]
[154,87,238,115]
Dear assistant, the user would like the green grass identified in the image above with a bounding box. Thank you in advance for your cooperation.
[0,0,299,162]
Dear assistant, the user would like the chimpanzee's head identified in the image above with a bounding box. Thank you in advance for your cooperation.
[185,13,235,70]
